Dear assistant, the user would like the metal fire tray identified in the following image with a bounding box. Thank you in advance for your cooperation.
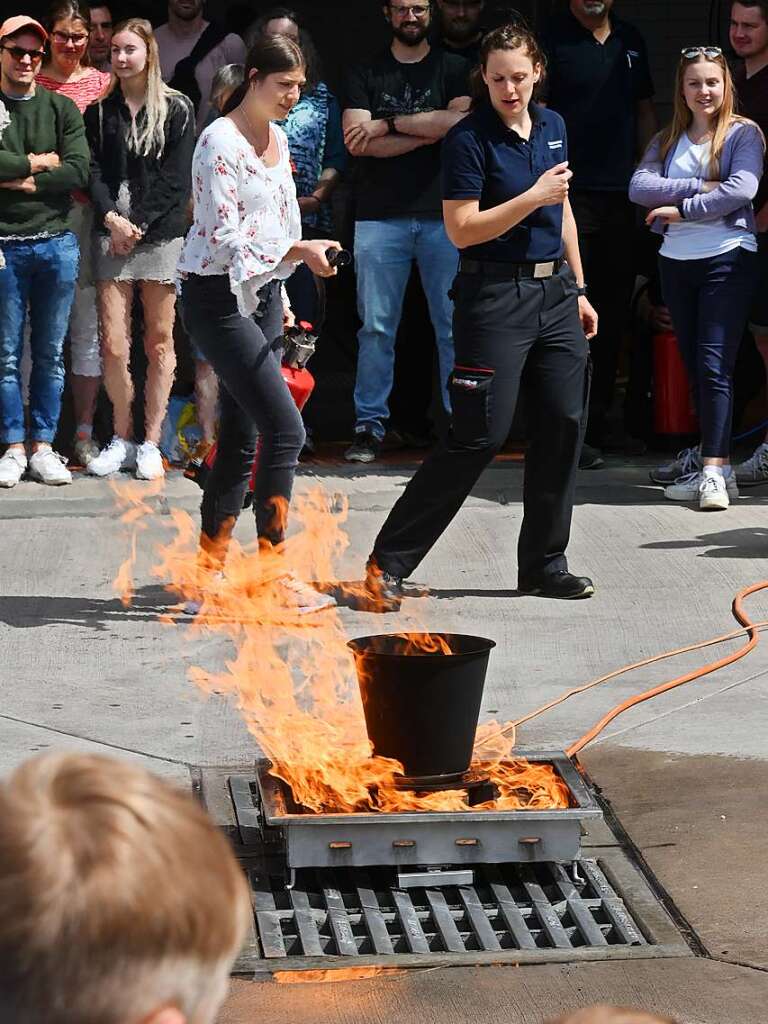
[230,752,602,869]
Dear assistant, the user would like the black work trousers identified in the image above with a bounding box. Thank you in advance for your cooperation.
[372,263,589,587]
[571,190,636,446]
[180,274,305,545]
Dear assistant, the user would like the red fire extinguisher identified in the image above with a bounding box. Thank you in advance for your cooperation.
[653,329,698,436]
[185,320,318,499]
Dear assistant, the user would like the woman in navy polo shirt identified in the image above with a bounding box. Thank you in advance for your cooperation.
[365,23,598,607]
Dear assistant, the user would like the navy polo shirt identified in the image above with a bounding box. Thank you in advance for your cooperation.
[542,11,654,190]
[442,101,567,263]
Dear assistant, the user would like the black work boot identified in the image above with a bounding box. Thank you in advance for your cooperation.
[518,570,595,600]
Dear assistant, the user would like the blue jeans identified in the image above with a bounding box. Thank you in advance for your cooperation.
[659,246,759,458]
[0,232,79,443]
[353,217,458,439]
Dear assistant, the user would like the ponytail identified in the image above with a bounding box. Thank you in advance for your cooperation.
[223,33,304,116]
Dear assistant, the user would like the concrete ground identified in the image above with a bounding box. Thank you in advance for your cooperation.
[2,458,768,1022]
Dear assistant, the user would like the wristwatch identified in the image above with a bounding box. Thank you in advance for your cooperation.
[386,116,397,135]
[577,284,588,297]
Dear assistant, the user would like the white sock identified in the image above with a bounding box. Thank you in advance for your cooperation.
[703,464,725,478]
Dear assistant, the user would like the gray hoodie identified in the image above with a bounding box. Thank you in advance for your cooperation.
[629,120,765,235]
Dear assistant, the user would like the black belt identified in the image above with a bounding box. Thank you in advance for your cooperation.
[458,257,565,279]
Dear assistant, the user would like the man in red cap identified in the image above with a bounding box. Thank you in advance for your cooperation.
[0,15,89,487]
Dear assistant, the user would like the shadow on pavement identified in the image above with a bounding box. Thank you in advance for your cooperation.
[0,585,180,630]
[641,526,768,558]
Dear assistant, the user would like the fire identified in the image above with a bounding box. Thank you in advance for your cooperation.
[111,479,166,607]
[113,482,569,813]
[273,968,400,984]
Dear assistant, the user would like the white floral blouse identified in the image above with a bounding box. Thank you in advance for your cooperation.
[177,117,301,316]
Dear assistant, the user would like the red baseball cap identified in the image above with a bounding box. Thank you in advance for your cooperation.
[0,16,49,44]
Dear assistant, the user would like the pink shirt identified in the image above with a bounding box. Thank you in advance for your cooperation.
[36,67,111,114]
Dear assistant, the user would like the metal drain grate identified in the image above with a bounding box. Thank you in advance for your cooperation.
[193,768,694,973]
[248,859,645,961]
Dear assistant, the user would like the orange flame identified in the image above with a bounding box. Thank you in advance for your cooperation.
[111,479,166,607]
[273,968,401,984]
[115,483,569,813]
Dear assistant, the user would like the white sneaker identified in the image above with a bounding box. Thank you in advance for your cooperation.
[664,470,737,505]
[650,445,701,484]
[182,570,226,616]
[28,447,72,486]
[73,437,100,467]
[699,472,731,510]
[0,448,27,487]
[734,442,768,486]
[275,574,337,615]
[88,436,137,477]
[135,441,165,480]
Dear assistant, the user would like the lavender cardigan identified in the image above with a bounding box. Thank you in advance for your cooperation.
[629,121,764,235]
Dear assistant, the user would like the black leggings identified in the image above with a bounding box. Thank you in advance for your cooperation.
[180,274,305,545]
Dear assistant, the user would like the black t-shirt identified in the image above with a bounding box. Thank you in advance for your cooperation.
[734,61,768,213]
[437,37,481,69]
[542,11,654,191]
[344,47,470,219]
[443,101,567,263]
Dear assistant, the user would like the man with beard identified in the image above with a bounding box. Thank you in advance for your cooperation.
[434,2,528,64]
[435,0,485,64]
[342,2,470,463]
[155,0,245,132]
[543,0,656,465]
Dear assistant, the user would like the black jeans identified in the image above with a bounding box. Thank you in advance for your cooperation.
[571,190,636,445]
[659,247,759,458]
[180,274,305,545]
[372,263,589,587]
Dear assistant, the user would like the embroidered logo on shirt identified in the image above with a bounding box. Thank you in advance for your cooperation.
[548,140,564,149]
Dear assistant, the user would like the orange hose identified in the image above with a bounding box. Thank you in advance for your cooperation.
[565,580,768,756]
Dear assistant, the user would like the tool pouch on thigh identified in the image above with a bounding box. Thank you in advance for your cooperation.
[449,365,495,449]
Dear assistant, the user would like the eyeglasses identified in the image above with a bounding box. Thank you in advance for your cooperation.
[0,44,46,63]
[681,46,723,59]
[51,30,89,46]
[389,4,430,16]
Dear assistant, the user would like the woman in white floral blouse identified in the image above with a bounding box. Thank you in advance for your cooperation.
[178,33,341,615]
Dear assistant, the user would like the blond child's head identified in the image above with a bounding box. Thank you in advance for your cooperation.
[0,753,252,1024]
[546,1008,679,1024]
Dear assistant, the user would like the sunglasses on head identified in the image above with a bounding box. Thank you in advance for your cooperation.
[681,46,723,60]
[0,43,46,62]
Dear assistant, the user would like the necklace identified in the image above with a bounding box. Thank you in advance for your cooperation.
[238,106,269,156]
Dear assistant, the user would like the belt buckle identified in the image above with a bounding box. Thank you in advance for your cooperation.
[533,261,555,279]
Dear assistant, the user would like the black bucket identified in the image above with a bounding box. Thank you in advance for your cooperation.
[347,633,496,790]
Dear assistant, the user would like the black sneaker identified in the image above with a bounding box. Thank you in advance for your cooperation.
[578,443,604,470]
[364,558,403,611]
[519,570,595,600]
[345,431,381,463]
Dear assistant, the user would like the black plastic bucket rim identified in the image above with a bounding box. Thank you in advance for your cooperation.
[347,632,497,659]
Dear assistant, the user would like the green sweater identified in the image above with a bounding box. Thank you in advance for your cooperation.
[0,87,90,238]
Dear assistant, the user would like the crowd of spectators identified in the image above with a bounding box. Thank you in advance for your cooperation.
[0,0,767,500]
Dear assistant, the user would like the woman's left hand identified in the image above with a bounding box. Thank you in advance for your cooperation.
[645,205,682,226]
[578,296,598,340]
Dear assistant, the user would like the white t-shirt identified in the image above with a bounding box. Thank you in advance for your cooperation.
[155,21,246,133]
[177,117,302,316]
[660,133,757,260]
